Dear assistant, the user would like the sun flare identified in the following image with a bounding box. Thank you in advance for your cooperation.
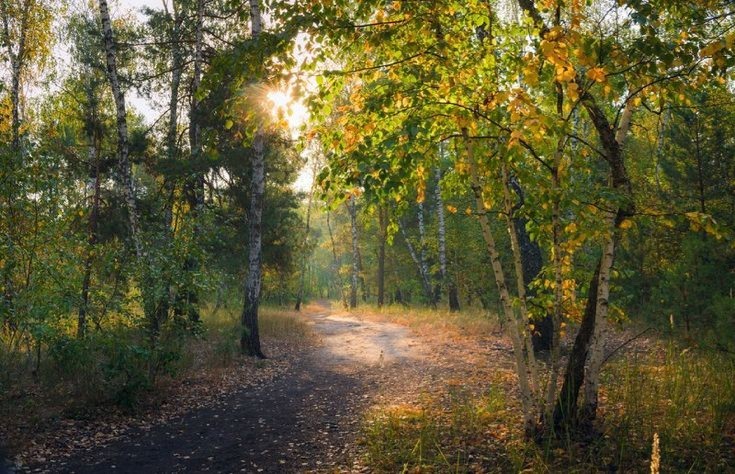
[266,89,309,134]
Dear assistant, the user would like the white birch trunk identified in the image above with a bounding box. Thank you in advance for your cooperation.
[462,129,537,431]
[98,0,143,260]
[240,0,266,357]
[501,163,539,393]
[583,102,635,417]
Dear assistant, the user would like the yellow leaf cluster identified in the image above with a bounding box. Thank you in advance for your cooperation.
[586,67,606,83]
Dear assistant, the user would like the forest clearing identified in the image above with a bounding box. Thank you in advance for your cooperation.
[1,0,735,472]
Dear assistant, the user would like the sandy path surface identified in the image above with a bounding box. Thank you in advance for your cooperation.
[21,302,442,473]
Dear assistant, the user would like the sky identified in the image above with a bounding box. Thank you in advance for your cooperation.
[113,0,314,191]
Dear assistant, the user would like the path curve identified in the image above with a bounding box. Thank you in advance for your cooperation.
[37,303,429,473]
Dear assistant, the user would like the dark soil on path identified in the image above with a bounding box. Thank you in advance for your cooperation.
[19,302,464,473]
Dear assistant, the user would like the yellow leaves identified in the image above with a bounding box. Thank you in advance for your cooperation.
[586,67,606,83]
[567,82,580,102]
[508,129,524,149]
[416,164,426,203]
[446,205,458,214]
[565,222,578,234]
[522,54,540,87]
[555,65,576,83]
[699,40,725,58]
[619,219,634,230]
[465,207,472,216]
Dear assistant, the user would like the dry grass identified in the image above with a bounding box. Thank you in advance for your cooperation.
[354,304,735,472]
[345,302,502,340]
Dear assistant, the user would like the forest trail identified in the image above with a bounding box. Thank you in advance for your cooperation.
[38,302,450,473]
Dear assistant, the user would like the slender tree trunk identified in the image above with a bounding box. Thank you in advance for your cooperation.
[240,0,265,358]
[0,0,32,316]
[78,117,102,338]
[501,163,539,391]
[295,174,316,311]
[176,0,205,325]
[98,0,143,261]
[582,210,616,421]
[326,210,348,308]
[434,167,459,312]
[416,200,435,307]
[348,195,359,308]
[377,206,387,307]
[158,0,184,327]
[462,128,537,433]
[397,218,435,307]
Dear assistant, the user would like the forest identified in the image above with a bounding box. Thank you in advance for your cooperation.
[1,0,734,472]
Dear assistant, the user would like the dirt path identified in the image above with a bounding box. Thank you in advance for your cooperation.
[29,303,436,473]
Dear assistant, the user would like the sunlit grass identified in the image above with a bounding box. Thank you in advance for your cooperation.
[355,305,735,472]
[363,387,518,473]
[346,302,502,339]
[601,346,735,472]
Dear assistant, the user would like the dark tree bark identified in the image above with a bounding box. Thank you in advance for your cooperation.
[294,172,316,311]
[326,210,348,308]
[508,177,551,352]
[78,103,102,338]
[348,195,359,308]
[377,206,387,307]
[552,261,600,431]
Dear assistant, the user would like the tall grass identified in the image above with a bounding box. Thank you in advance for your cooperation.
[351,303,502,339]
[602,346,735,472]
[363,387,518,473]
[200,304,312,367]
[356,305,735,472]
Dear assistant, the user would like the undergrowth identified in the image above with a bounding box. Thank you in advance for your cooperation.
[358,305,735,472]
[0,301,312,454]
[353,303,502,339]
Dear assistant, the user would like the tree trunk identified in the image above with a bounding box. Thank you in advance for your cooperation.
[582,211,616,422]
[397,218,435,307]
[326,210,348,308]
[501,163,540,391]
[240,130,266,357]
[552,260,601,430]
[416,200,435,307]
[78,126,102,338]
[177,0,205,325]
[159,0,185,328]
[240,0,265,358]
[348,195,359,308]
[295,171,316,311]
[552,99,635,430]
[98,0,143,261]
[434,167,459,312]
[0,0,32,316]
[377,205,387,307]
[462,128,537,434]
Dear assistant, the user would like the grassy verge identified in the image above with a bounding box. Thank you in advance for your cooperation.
[347,303,502,339]
[357,306,735,472]
[0,303,313,456]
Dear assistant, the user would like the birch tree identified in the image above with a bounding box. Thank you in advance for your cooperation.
[240,0,266,358]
